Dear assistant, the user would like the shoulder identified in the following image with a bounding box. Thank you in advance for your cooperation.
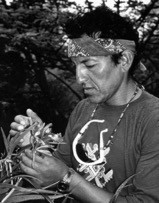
[141,91,159,107]
[141,91,159,119]
[127,91,159,140]
[135,91,159,143]
[131,91,159,117]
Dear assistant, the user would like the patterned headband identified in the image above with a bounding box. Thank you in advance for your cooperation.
[67,34,136,57]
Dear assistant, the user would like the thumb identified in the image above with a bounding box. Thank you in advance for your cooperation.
[26,109,43,124]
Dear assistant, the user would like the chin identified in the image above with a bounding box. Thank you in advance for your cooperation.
[87,95,104,104]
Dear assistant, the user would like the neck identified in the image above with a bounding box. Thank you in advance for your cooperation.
[106,79,140,106]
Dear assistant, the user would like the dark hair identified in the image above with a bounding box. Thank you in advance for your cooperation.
[65,6,141,78]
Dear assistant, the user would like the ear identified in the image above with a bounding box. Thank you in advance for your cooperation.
[119,50,134,73]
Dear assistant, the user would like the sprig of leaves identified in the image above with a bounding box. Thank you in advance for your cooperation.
[0,121,67,203]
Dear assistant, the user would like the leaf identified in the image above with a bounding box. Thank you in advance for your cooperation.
[0,183,59,194]
[110,173,139,203]
[3,193,65,203]
[1,128,9,153]
[62,195,70,203]
[8,122,38,155]
[22,176,60,203]
[0,122,66,203]
[0,187,10,195]
[41,123,52,138]
[23,177,57,203]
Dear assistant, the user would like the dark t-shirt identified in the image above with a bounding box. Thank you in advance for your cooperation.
[55,91,159,202]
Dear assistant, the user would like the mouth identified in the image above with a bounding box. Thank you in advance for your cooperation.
[83,87,96,94]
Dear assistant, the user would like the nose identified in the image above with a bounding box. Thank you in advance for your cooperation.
[76,65,88,85]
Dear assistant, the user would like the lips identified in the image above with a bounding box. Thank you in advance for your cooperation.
[84,87,96,94]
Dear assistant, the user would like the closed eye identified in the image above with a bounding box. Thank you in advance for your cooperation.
[85,63,97,69]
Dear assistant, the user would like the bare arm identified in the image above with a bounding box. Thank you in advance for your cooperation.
[67,170,115,203]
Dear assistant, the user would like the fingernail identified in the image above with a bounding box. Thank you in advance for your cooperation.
[20,139,24,143]
[20,153,23,157]
[18,125,24,131]
[20,121,26,125]
[27,109,32,113]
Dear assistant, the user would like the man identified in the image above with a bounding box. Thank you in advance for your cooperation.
[10,6,159,203]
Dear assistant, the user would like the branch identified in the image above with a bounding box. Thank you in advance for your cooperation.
[48,43,75,75]
[136,0,158,26]
[101,0,106,6]
[45,68,82,100]
[142,56,159,84]
[85,0,94,11]
[144,80,159,89]
[114,0,125,15]
[1,0,8,9]
[141,18,159,48]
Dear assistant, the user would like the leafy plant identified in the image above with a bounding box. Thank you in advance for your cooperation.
[0,121,69,203]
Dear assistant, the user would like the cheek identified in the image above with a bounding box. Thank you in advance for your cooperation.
[96,62,114,80]
[97,70,123,95]
[91,67,113,88]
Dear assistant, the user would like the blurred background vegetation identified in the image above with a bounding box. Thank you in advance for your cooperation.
[0,0,159,152]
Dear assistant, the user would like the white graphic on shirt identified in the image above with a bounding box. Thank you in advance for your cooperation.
[77,143,113,188]
[73,119,113,188]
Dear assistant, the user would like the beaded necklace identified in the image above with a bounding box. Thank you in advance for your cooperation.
[90,84,140,148]
[73,84,143,166]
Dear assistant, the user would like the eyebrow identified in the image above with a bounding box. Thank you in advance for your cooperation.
[72,57,97,64]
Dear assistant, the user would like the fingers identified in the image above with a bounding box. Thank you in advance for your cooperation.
[20,154,44,186]
[10,121,24,131]
[9,108,42,136]
[9,129,19,136]
[9,121,25,136]
[24,149,45,164]
[10,115,30,133]
[20,161,38,177]
[26,109,42,125]
[13,109,42,127]
[14,115,29,126]
[21,150,41,173]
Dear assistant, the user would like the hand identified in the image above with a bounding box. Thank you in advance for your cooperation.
[20,149,69,187]
[10,109,43,146]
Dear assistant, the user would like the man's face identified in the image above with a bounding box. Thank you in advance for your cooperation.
[72,55,124,104]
